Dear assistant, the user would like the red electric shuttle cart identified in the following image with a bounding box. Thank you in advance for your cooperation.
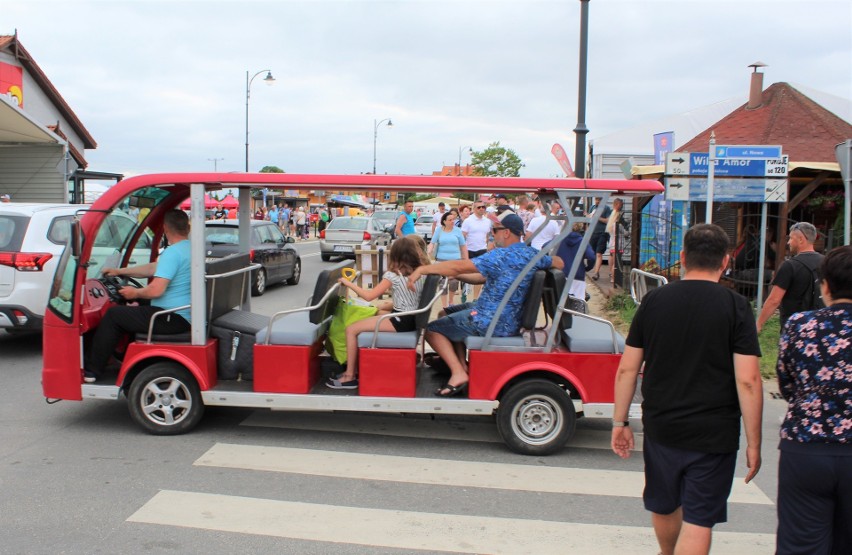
[41,173,663,455]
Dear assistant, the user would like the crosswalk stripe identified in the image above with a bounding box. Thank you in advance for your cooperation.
[128,490,775,554]
[241,410,645,450]
[194,443,772,505]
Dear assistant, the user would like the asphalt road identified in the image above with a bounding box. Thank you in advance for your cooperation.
[0,240,787,554]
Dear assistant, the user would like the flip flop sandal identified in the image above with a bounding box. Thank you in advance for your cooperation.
[435,382,468,397]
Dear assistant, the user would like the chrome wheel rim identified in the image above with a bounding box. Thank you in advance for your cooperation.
[510,395,563,446]
[137,376,193,426]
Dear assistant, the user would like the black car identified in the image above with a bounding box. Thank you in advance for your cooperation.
[205,220,300,296]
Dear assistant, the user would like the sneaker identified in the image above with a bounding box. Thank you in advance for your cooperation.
[83,371,98,384]
[325,377,358,390]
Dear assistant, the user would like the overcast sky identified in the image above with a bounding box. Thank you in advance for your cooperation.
[6,0,852,178]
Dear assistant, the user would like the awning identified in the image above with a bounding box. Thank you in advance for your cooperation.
[327,195,370,209]
[0,94,64,145]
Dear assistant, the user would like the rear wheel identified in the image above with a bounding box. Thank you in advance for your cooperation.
[496,379,576,455]
[127,363,204,435]
[320,253,332,262]
[287,259,301,285]
[252,268,267,296]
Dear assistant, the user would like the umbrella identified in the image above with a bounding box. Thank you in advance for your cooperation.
[179,193,219,210]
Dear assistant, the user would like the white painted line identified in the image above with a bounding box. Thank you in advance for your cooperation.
[241,410,644,451]
[128,490,775,554]
[195,443,772,505]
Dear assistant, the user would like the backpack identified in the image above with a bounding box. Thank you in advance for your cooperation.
[791,256,825,312]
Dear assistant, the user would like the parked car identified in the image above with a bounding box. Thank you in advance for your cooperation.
[0,203,153,333]
[371,209,398,234]
[319,216,391,261]
[414,214,434,241]
[205,220,300,295]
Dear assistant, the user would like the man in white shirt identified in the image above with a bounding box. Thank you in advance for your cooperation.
[432,201,447,235]
[526,201,562,250]
[461,200,493,299]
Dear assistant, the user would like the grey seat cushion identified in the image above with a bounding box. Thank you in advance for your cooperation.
[357,330,419,349]
[561,317,625,353]
[256,311,329,346]
[464,335,527,350]
[211,309,270,334]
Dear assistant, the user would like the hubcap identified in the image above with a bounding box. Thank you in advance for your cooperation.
[139,377,192,426]
[511,395,563,445]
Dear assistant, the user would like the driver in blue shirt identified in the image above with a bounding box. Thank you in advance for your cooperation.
[84,210,192,383]
[407,212,563,397]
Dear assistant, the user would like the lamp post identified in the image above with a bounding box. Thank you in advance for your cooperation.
[457,146,472,176]
[372,118,393,174]
[208,158,224,171]
[245,69,275,172]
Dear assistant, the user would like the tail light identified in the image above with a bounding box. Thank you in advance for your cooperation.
[319,230,326,239]
[363,232,372,241]
[249,249,255,261]
[0,252,53,271]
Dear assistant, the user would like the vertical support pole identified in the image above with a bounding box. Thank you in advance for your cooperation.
[573,0,590,179]
[755,202,768,313]
[706,132,716,224]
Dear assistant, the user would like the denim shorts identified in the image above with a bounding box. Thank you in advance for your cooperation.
[426,308,482,342]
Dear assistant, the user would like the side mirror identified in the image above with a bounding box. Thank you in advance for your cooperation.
[70,219,81,257]
[284,236,295,244]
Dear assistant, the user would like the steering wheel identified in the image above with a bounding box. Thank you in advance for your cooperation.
[99,274,144,303]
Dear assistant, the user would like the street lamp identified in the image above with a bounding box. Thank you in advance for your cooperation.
[457,146,472,176]
[245,69,275,172]
[372,118,393,174]
[208,157,224,171]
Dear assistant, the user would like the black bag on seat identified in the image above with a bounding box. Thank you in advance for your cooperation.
[210,309,271,380]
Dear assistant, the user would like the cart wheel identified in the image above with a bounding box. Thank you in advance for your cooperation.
[320,253,332,262]
[127,363,204,435]
[496,379,576,455]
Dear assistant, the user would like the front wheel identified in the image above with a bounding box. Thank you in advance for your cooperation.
[127,363,204,435]
[320,253,332,262]
[496,379,576,456]
[252,268,267,296]
[287,259,301,285]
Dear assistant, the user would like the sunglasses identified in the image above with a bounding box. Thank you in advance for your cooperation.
[492,226,507,232]
[475,205,486,209]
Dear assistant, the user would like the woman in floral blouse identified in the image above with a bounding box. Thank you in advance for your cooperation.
[775,245,851,555]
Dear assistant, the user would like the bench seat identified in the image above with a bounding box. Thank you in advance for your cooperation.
[256,312,329,346]
[464,335,527,349]
[357,330,419,349]
[561,316,625,353]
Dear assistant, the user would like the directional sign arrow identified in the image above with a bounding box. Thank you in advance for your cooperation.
[671,157,685,164]
[669,181,683,189]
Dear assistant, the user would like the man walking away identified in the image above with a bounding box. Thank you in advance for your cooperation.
[611,223,763,555]
[756,221,824,332]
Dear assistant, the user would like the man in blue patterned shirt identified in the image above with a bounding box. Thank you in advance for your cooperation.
[408,212,563,397]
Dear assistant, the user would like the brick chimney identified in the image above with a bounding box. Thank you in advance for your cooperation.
[747,61,767,109]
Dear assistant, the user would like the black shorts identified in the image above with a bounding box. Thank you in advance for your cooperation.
[468,248,487,259]
[590,231,610,255]
[389,312,417,332]
[642,436,736,528]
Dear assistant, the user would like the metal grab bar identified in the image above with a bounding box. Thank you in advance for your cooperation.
[141,263,261,343]
[558,306,621,354]
[629,268,668,306]
[365,278,446,349]
[262,281,345,345]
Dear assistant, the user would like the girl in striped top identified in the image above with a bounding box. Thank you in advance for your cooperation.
[326,236,430,389]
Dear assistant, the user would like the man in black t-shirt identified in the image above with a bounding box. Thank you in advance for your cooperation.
[756,221,823,332]
[611,223,763,555]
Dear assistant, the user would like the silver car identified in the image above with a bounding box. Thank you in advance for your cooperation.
[319,216,391,261]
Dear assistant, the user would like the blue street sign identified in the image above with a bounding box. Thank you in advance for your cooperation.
[686,153,788,177]
[665,177,788,203]
[714,145,782,159]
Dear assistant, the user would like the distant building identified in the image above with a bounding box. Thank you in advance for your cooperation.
[432,164,475,177]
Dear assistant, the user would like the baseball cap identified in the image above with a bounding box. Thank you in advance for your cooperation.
[489,211,525,236]
[494,193,508,201]
[0,194,10,201]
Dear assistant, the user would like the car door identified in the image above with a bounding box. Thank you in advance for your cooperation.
[268,224,295,278]
[255,224,285,283]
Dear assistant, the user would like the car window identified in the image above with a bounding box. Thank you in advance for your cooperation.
[47,216,74,245]
[0,215,27,251]
[257,225,277,244]
[328,217,367,231]
[205,226,239,245]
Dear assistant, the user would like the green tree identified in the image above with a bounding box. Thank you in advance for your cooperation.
[470,141,523,177]
[259,165,285,173]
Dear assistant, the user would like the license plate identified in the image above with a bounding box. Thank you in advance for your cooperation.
[333,245,354,253]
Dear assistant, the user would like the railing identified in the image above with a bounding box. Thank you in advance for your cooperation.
[630,268,668,305]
